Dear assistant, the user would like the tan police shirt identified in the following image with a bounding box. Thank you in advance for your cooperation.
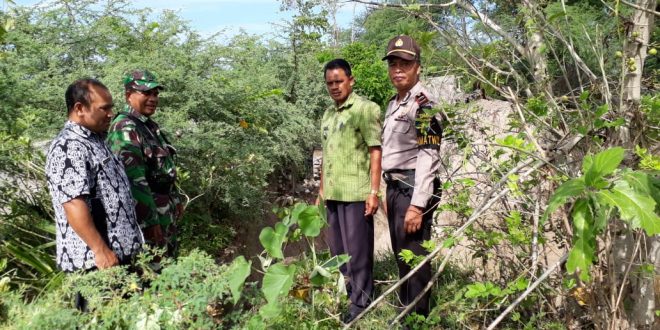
[382,81,441,208]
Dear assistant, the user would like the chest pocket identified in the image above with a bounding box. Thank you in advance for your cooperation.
[391,114,411,134]
[144,145,177,188]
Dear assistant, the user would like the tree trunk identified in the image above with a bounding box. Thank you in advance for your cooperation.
[617,1,657,328]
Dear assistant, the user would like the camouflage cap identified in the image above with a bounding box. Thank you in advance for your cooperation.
[123,70,164,91]
[382,35,421,62]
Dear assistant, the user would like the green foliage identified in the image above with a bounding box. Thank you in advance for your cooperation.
[545,148,660,281]
[340,42,392,108]
[1,250,254,329]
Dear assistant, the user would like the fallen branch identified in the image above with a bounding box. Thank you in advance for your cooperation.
[486,253,569,330]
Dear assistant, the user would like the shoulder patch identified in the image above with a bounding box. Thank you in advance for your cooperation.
[415,92,433,108]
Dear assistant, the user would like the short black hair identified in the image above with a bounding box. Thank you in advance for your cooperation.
[323,58,352,79]
[65,78,107,115]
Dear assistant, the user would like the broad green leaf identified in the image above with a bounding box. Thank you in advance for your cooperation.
[567,238,594,282]
[621,171,660,206]
[567,199,595,281]
[598,181,660,235]
[572,199,594,239]
[259,222,289,259]
[543,178,586,221]
[590,195,610,232]
[259,302,282,319]
[0,258,6,272]
[319,254,350,272]
[297,205,325,237]
[261,263,296,304]
[227,256,251,304]
[310,265,332,286]
[584,147,625,186]
[288,203,308,225]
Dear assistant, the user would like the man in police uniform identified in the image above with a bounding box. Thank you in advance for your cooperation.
[381,35,442,317]
[319,59,382,323]
[107,70,183,258]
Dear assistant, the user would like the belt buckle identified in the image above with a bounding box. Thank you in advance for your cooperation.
[383,172,393,183]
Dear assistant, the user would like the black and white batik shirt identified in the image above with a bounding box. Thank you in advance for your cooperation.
[46,121,144,272]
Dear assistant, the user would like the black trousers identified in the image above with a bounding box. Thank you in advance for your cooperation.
[326,200,374,314]
[386,180,440,316]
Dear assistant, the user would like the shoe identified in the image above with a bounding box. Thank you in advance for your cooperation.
[342,310,359,324]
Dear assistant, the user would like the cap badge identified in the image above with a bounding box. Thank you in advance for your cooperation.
[395,38,403,47]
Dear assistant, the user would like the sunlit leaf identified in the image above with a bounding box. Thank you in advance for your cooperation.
[584,147,625,187]
[261,263,296,305]
[543,178,586,221]
[598,181,660,235]
[227,256,251,304]
[259,223,289,259]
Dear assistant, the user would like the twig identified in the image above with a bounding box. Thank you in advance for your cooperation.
[530,193,540,280]
[507,87,548,160]
[621,0,660,17]
[390,162,544,325]
[486,253,569,330]
[390,161,547,325]
[349,0,457,8]
[343,159,543,329]
[610,232,642,330]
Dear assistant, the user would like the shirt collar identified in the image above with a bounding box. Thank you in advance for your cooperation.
[123,104,150,123]
[397,81,424,105]
[334,92,356,111]
[65,120,96,139]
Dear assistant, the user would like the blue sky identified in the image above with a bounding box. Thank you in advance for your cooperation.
[11,0,369,39]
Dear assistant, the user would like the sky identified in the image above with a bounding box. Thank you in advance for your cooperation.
[10,0,369,40]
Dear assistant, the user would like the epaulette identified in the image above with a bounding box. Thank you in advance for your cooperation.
[415,92,432,108]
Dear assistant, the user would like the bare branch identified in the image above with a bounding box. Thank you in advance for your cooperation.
[348,0,456,8]
[454,1,527,57]
[621,0,660,17]
[486,253,569,330]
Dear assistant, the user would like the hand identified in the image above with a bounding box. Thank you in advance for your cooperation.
[315,192,324,206]
[175,203,185,220]
[144,224,166,246]
[364,194,379,216]
[94,246,119,269]
[404,205,424,234]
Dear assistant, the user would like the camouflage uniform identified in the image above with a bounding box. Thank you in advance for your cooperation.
[106,70,182,256]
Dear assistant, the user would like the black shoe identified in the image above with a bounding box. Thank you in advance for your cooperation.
[342,311,359,324]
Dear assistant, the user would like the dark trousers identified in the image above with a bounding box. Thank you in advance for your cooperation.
[326,200,374,313]
[386,181,440,316]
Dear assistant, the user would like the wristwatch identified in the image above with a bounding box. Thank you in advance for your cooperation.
[369,189,382,198]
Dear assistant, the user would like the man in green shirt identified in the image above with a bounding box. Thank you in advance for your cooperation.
[319,58,382,323]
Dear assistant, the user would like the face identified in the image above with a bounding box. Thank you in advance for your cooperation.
[325,68,354,105]
[126,88,160,117]
[75,85,114,133]
[387,57,420,94]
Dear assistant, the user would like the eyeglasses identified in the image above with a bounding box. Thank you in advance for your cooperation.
[135,89,160,97]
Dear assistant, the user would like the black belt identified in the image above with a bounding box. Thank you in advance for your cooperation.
[383,169,415,189]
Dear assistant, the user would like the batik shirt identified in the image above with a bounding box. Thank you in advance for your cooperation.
[46,121,143,272]
[106,106,181,231]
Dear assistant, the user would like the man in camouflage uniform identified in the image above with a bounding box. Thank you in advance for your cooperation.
[107,70,183,257]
